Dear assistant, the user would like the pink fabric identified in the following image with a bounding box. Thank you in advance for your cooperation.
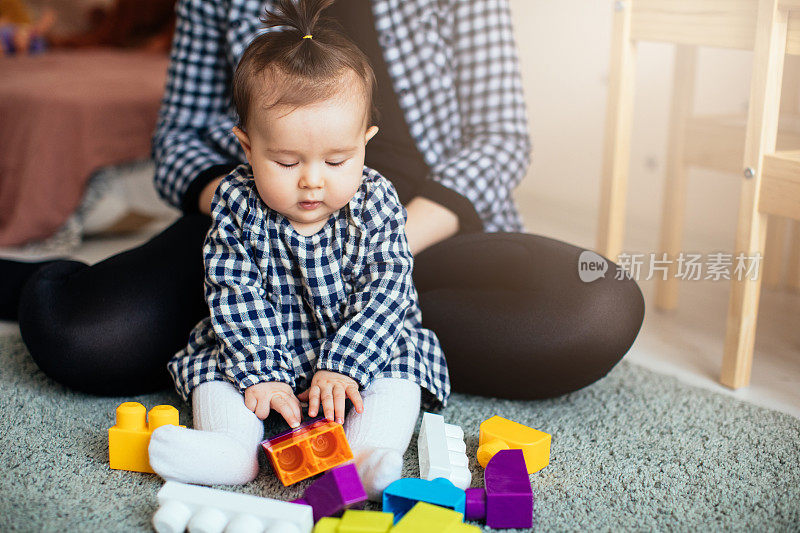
[0,50,168,245]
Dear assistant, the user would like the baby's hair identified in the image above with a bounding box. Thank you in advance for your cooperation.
[232,0,377,131]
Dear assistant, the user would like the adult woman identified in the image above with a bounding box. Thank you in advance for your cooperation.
[5,0,644,399]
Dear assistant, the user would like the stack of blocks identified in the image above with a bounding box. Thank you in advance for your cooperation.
[107,403,550,531]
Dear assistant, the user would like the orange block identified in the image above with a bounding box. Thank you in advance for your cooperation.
[262,418,353,486]
[108,402,182,473]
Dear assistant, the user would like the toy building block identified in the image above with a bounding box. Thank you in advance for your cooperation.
[417,412,471,490]
[464,449,533,529]
[262,417,354,486]
[383,477,465,524]
[313,518,341,533]
[292,463,367,521]
[108,402,182,473]
[311,510,393,533]
[152,481,313,533]
[477,415,551,473]
[391,502,481,533]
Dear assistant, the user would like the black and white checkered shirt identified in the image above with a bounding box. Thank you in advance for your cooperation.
[153,0,531,233]
[168,166,450,407]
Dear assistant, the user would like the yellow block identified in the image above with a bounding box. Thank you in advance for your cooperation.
[477,415,551,473]
[313,517,341,533]
[108,402,181,473]
[313,510,394,533]
[391,502,480,533]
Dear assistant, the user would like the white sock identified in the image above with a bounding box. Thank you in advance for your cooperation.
[148,381,264,485]
[343,378,421,500]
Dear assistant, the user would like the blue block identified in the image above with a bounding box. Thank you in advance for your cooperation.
[382,478,466,523]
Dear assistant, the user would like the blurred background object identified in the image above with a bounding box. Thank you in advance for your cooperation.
[20,0,175,51]
[0,0,177,253]
[0,0,54,55]
[47,0,175,52]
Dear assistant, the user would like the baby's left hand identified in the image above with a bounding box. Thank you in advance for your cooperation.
[297,370,363,424]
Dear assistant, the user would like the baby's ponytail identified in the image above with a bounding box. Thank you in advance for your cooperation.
[261,0,333,42]
[232,0,377,131]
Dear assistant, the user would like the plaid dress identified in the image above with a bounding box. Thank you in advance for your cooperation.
[168,165,450,408]
[153,0,530,233]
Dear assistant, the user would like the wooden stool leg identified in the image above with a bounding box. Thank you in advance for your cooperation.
[763,215,788,287]
[597,1,636,261]
[787,220,800,291]
[722,0,787,389]
[763,56,800,289]
[656,45,696,310]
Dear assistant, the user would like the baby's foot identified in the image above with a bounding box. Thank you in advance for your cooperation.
[352,447,404,501]
[148,425,259,486]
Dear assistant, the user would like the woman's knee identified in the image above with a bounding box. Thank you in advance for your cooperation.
[19,261,97,392]
[554,267,645,392]
[415,233,645,399]
[420,279,643,400]
[18,260,172,395]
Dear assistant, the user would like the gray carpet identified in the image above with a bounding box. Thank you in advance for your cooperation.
[1,333,798,533]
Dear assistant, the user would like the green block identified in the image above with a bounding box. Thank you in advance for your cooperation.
[313,517,341,533]
[339,510,394,533]
[391,502,482,533]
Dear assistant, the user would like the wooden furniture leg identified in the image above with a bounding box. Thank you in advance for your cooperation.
[597,1,636,261]
[763,216,788,286]
[655,45,697,310]
[722,0,788,389]
[787,220,800,290]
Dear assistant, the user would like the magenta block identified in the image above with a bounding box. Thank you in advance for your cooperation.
[464,449,533,529]
[290,463,367,521]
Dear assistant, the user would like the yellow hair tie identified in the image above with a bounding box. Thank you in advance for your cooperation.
[303,34,313,39]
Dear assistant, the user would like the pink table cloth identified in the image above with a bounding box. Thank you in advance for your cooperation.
[0,49,168,245]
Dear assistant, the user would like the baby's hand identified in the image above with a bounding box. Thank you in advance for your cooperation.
[297,371,363,424]
[244,382,301,428]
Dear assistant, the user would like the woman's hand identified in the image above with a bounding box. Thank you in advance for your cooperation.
[297,370,363,425]
[404,196,459,255]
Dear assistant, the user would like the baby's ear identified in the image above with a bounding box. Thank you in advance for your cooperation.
[364,125,379,144]
[232,126,253,161]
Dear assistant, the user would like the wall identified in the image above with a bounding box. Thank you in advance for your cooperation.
[508,0,757,254]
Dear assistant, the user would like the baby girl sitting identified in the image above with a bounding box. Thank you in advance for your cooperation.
[148,0,449,500]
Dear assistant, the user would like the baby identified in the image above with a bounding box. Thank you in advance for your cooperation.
[148,0,449,499]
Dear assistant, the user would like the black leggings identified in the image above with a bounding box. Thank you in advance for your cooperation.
[17,215,644,399]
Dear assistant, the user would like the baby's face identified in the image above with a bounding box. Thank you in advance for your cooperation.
[234,90,377,236]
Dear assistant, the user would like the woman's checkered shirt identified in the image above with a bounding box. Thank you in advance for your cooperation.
[168,166,450,408]
[153,0,531,233]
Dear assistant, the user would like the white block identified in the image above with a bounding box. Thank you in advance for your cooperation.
[152,481,312,533]
[417,412,472,490]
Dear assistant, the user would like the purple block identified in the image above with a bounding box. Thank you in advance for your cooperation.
[464,449,533,529]
[485,449,533,528]
[464,488,486,521]
[290,463,367,521]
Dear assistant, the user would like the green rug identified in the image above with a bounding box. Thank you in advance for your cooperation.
[1,333,798,532]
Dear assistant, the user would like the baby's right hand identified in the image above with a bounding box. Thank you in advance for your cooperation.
[244,382,301,428]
